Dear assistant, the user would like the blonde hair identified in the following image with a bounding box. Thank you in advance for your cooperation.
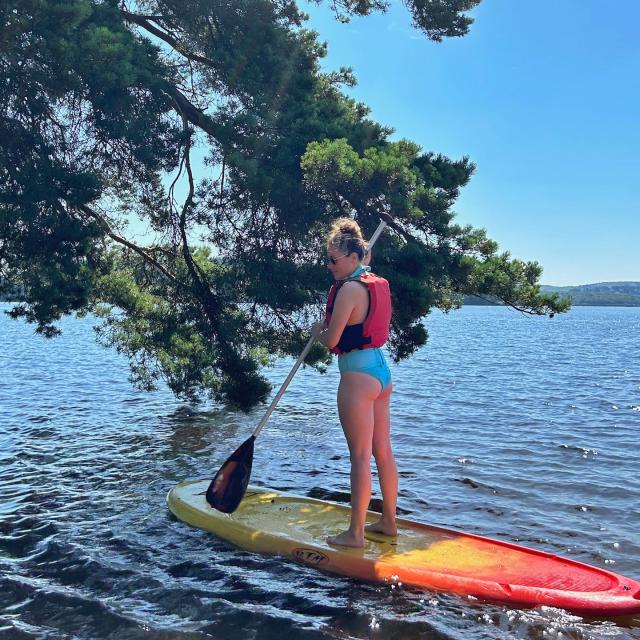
[327,218,367,260]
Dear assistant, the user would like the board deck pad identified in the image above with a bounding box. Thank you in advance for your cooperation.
[167,480,640,616]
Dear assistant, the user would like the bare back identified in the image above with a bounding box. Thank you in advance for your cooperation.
[340,280,370,326]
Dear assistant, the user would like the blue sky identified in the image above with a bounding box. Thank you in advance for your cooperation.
[300,0,639,285]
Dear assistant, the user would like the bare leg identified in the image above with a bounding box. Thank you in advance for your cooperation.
[327,372,380,548]
[366,382,398,536]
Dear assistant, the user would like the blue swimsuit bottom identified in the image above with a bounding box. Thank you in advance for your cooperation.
[337,347,392,392]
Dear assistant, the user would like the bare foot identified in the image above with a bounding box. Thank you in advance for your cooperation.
[365,519,398,537]
[326,531,365,548]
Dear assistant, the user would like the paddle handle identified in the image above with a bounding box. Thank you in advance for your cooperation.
[367,221,386,251]
[252,219,387,438]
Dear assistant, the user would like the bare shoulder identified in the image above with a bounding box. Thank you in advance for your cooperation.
[337,280,369,301]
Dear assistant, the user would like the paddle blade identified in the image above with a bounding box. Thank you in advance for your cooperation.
[205,435,255,513]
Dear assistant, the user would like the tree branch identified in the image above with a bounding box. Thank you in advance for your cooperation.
[75,203,178,284]
[121,10,220,70]
[164,84,225,140]
[175,109,222,321]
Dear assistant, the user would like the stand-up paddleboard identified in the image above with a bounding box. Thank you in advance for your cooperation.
[167,480,640,616]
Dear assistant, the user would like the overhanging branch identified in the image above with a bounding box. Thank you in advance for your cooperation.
[164,84,224,140]
[174,107,222,321]
[121,10,220,70]
[75,203,178,284]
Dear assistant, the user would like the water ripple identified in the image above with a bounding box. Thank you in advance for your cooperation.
[1,305,639,638]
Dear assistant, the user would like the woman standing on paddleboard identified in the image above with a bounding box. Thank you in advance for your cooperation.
[311,219,398,548]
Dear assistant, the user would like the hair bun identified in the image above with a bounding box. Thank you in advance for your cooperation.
[334,218,362,238]
[327,217,366,259]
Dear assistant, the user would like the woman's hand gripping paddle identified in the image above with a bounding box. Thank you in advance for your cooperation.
[206,220,388,513]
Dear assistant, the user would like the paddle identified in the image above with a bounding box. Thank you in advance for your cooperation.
[206,220,388,513]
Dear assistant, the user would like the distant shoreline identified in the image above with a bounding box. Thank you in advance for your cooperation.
[465,281,640,307]
[463,297,640,308]
[3,281,640,307]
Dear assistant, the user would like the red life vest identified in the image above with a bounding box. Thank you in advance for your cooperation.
[325,272,392,355]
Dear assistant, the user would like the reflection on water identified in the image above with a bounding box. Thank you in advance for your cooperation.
[1,304,639,639]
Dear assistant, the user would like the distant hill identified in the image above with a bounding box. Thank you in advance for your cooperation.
[465,282,640,307]
[541,282,640,306]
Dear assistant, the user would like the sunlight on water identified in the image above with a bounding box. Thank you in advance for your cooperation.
[1,304,639,639]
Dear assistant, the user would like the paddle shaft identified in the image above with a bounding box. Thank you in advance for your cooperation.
[252,220,387,438]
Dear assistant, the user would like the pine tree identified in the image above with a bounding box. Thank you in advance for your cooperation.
[0,0,569,408]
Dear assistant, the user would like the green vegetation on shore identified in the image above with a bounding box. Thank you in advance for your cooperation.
[464,282,640,307]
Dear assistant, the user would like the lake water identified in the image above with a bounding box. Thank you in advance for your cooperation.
[1,303,639,639]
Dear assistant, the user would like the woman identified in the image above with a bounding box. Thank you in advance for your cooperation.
[311,218,398,548]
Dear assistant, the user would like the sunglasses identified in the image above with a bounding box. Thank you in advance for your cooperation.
[327,253,348,265]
